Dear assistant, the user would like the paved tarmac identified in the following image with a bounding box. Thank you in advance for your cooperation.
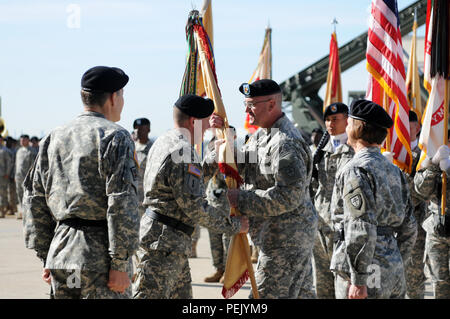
[0,214,433,299]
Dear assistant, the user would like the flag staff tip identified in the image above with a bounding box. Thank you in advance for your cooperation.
[332,17,338,33]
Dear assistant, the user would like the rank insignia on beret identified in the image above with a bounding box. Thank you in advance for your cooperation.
[331,105,337,113]
[188,164,202,178]
[350,194,362,210]
[243,83,250,95]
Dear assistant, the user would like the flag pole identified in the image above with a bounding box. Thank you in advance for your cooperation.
[442,80,449,217]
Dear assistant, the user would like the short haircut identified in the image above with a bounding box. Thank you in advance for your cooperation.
[350,119,388,145]
[80,90,112,108]
[173,106,191,125]
[20,134,30,139]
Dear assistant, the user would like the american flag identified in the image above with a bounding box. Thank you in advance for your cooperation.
[366,0,412,173]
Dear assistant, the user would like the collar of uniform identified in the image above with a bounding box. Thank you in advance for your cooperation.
[356,146,381,157]
[262,113,287,134]
[80,110,106,119]
[172,127,190,142]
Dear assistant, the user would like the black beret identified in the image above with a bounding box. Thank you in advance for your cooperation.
[239,79,281,98]
[20,134,30,139]
[323,102,349,120]
[349,99,393,129]
[30,136,39,142]
[133,118,150,128]
[409,110,419,122]
[174,94,215,119]
[81,66,129,93]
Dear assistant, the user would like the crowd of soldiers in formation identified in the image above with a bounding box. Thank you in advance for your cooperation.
[9,66,450,299]
[0,135,40,219]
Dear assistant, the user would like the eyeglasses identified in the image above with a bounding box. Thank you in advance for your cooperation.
[243,98,273,109]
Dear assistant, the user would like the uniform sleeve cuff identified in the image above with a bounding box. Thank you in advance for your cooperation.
[350,272,368,286]
[110,258,129,272]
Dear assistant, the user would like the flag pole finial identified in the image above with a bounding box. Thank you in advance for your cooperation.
[332,17,338,33]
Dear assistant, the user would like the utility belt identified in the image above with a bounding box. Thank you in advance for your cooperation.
[334,225,394,242]
[146,209,194,237]
[59,217,107,229]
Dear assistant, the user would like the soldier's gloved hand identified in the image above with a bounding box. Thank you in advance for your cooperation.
[432,145,450,165]
[237,216,249,234]
[214,139,225,155]
[382,151,394,163]
[107,269,130,294]
[439,158,450,174]
[209,113,225,129]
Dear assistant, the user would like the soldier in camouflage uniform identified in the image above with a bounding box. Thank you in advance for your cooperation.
[414,142,450,299]
[5,137,18,215]
[132,94,248,299]
[210,79,318,299]
[403,111,428,299]
[312,102,354,299]
[133,118,153,217]
[0,136,13,218]
[22,66,140,299]
[15,134,37,219]
[330,100,417,299]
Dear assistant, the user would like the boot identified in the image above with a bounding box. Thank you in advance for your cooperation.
[190,240,198,258]
[204,269,224,283]
[251,246,259,263]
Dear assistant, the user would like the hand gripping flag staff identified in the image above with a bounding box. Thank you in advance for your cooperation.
[418,0,450,227]
[180,5,259,299]
[366,0,412,173]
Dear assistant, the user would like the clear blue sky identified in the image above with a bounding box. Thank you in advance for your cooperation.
[0,0,424,139]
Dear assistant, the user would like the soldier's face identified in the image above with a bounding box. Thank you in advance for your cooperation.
[111,89,124,122]
[409,121,420,142]
[325,113,348,136]
[244,96,273,127]
[346,118,356,148]
[20,138,29,147]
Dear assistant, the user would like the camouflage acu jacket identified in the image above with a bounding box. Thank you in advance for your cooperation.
[330,147,417,285]
[23,111,140,273]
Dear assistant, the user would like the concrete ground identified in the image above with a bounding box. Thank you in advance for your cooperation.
[0,215,433,299]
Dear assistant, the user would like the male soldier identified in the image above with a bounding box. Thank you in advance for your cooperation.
[133,118,153,217]
[312,102,354,299]
[23,66,140,299]
[30,136,40,156]
[309,128,324,154]
[132,94,248,299]
[5,137,17,215]
[203,126,236,283]
[15,134,36,219]
[414,141,450,299]
[330,99,417,299]
[209,79,318,299]
[403,110,428,299]
[0,136,13,218]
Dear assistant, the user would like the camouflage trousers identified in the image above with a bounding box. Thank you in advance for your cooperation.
[312,228,335,299]
[0,178,8,209]
[192,225,200,242]
[208,230,230,271]
[335,237,406,299]
[425,232,450,299]
[7,179,17,212]
[49,269,131,299]
[250,246,316,299]
[15,178,25,208]
[132,250,192,299]
[405,224,427,299]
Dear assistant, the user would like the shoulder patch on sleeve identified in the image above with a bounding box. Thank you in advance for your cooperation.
[188,164,202,178]
[349,194,362,210]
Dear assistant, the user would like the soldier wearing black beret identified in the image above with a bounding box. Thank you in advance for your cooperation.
[208,79,318,299]
[330,99,417,299]
[23,66,140,298]
[132,94,248,299]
